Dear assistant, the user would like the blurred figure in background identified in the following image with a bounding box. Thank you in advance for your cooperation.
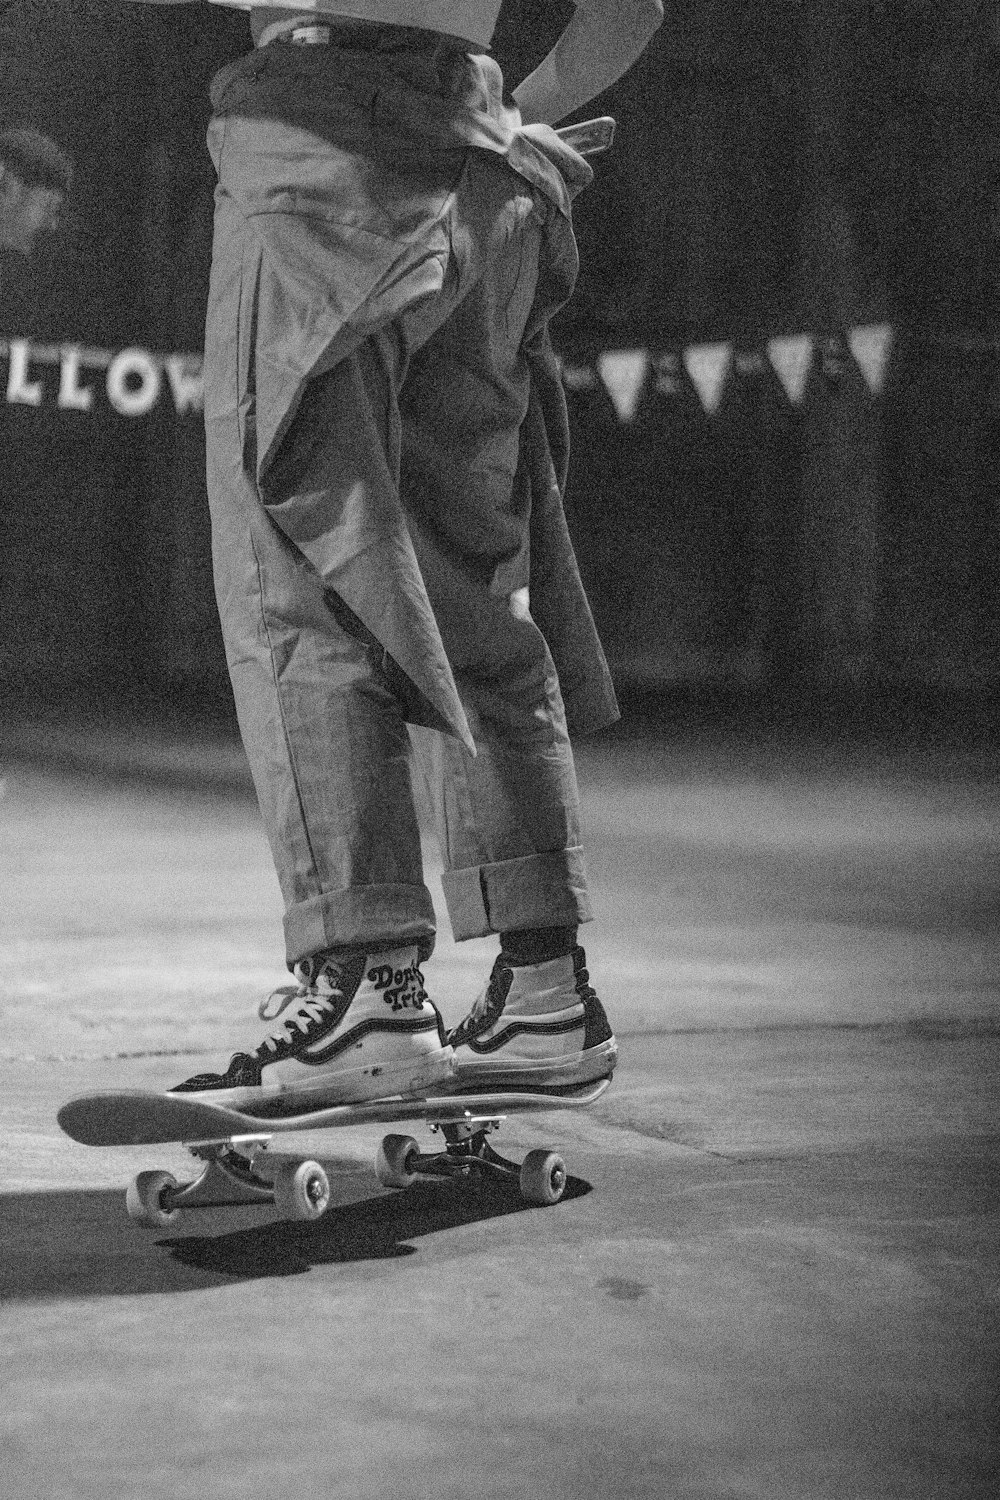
[0,127,72,330]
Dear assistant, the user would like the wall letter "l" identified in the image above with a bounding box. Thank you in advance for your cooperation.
[57,346,94,411]
[6,339,43,405]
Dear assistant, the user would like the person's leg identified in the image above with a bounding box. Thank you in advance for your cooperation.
[410,592,616,1087]
[411,596,587,942]
[181,294,452,1108]
[214,343,437,967]
[400,154,616,1086]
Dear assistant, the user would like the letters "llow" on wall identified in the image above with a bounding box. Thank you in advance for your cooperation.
[1,337,203,417]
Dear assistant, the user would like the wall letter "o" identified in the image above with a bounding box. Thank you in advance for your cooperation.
[106,348,161,417]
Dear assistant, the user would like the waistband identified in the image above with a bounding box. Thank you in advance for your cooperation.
[211,42,596,216]
[256,15,473,51]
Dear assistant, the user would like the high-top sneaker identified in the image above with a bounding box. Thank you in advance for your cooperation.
[170,947,454,1115]
[447,946,617,1089]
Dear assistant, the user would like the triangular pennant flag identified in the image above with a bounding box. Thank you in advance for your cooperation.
[848,323,893,395]
[597,349,649,423]
[767,334,813,404]
[682,342,732,414]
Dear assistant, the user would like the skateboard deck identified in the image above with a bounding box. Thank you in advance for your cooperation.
[57,1078,612,1227]
[58,1079,610,1148]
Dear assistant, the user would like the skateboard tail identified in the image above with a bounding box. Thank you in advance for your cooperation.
[57,1091,256,1147]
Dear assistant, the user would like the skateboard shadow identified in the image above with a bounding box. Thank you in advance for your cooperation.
[1,1174,593,1301]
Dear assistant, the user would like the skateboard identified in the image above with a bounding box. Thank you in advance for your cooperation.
[57,1078,612,1229]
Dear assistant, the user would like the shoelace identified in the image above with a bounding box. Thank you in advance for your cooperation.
[253,968,344,1057]
[574,961,597,1003]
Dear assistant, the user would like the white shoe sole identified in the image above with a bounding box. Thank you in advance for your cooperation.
[188,1046,455,1113]
[451,1038,618,1088]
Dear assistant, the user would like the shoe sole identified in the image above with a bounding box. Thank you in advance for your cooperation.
[185,1046,455,1113]
[450,1038,618,1089]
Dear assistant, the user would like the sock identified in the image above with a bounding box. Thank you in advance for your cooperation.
[500,925,577,968]
[292,935,434,980]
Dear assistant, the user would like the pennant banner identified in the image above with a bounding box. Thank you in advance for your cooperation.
[0,321,925,424]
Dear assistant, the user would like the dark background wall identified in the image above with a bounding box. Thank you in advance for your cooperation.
[1,0,997,725]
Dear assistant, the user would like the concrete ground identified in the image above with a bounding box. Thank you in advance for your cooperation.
[1,717,998,1499]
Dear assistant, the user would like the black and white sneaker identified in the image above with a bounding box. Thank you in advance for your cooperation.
[447,946,617,1089]
[171,947,454,1114]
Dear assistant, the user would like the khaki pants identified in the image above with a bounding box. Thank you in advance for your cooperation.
[203,36,598,965]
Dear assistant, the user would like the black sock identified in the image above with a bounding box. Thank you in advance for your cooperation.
[500,925,578,967]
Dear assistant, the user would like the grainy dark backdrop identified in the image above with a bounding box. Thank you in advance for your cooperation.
[1,0,997,723]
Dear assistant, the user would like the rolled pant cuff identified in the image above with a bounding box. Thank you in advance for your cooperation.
[441,847,592,942]
[283,883,437,967]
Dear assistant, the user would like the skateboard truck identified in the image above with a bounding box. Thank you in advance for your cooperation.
[377,1112,568,1206]
[126,1137,335,1228]
[127,1135,273,1225]
[430,1111,505,1140]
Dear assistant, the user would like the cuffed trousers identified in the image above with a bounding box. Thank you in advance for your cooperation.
[203,38,596,966]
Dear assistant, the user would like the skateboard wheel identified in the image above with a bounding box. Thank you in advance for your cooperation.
[126,1170,181,1229]
[375,1134,419,1189]
[273,1160,331,1222]
[519,1150,567,1206]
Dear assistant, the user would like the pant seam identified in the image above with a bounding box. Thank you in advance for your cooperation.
[246,516,326,905]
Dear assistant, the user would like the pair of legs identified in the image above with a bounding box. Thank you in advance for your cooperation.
[178,32,615,1106]
[215,332,590,966]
